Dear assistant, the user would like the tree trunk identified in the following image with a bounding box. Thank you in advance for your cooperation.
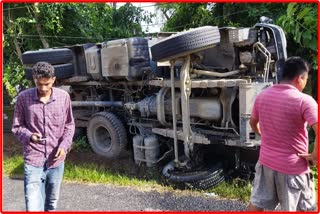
[33,4,50,48]
[162,9,170,21]
[4,19,22,62]
[215,3,224,27]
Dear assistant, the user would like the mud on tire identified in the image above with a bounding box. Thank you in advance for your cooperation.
[87,112,127,159]
[151,26,220,62]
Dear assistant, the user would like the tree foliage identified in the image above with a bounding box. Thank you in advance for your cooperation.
[3,3,317,101]
[277,3,317,98]
[157,3,212,32]
[211,3,288,27]
[278,3,317,66]
[156,3,288,31]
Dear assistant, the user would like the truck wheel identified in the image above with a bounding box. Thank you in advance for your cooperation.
[87,112,127,159]
[185,169,224,190]
[162,159,224,190]
[24,63,74,80]
[151,26,220,61]
[22,48,73,65]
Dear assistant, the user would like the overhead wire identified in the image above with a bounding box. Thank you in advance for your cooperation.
[2,2,169,11]
[142,4,269,31]
[3,3,316,40]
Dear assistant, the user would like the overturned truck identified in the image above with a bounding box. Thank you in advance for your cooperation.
[22,19,287,189]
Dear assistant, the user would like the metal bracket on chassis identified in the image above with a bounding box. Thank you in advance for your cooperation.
[179,55,193,160]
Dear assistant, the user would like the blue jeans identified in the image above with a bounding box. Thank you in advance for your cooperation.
[24,162,64,211]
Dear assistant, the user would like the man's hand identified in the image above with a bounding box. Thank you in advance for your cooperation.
[54,148,66,161]
[299,123,318,166]
[31,133,45,143]
[298,152,317,166]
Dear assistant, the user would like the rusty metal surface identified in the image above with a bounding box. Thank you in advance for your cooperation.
[72,101,123,107]
[152,128,210,145]
[61,76,90,83]
[180,56,193,159]
[148,78,248,88]
[101,44,129,77]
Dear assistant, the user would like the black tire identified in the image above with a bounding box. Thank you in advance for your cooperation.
[87,112,127,159]
[162,159,224,190]
[22,48,73,65]
[185,169,224,190]
[24,63,74,80]
[151,26,220,61]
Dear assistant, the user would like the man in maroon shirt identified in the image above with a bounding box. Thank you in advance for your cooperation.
[12,61,75,211]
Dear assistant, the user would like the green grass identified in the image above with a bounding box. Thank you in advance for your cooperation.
[3,155,317,203]
[3,155,166,190]
[63,162,161,188]
[207,178,252,202]
[311,166,318,191]
[3,156,24,176]
[2,155,252,201]
[71,136,92,153]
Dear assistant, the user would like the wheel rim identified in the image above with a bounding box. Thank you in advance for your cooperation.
[94,125,112,152]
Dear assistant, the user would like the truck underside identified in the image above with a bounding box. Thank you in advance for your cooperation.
[22,20,287,189]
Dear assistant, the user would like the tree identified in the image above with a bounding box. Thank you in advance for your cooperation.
[3,3,40,98]
[3,3,154,101]
[156,3,212,32]
[156,3,288,31]
[211,3,287,27]
[277,3,317,98]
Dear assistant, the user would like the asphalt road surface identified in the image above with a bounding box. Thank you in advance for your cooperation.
[3,176,247,211]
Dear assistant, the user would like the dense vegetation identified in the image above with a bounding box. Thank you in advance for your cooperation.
[3,3,317,100]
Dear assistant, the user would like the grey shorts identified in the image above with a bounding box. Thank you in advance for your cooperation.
[250,162,316,211]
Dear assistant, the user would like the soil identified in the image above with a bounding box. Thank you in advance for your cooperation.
[3,133,23,158]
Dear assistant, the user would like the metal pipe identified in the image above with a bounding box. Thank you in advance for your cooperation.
[180,55,193,160]
[253,42,271,82]
[109,89,114,101]
[192,69,240,77]
[170,60,179,165]
[156,87,170,126]
[72,101,123,107]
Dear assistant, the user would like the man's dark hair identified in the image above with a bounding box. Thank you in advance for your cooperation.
[281,56,309,81]
[32,62,55,79]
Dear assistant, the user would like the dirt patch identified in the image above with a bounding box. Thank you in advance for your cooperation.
[3,133,163,182]
[3,133,23,158]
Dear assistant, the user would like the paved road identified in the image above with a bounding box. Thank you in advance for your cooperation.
[3,176,247,211]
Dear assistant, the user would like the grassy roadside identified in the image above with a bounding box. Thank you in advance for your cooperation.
[3,155,166,189]
[3,154,254,201]
[3,135,318,203]
[3,155,318,203]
